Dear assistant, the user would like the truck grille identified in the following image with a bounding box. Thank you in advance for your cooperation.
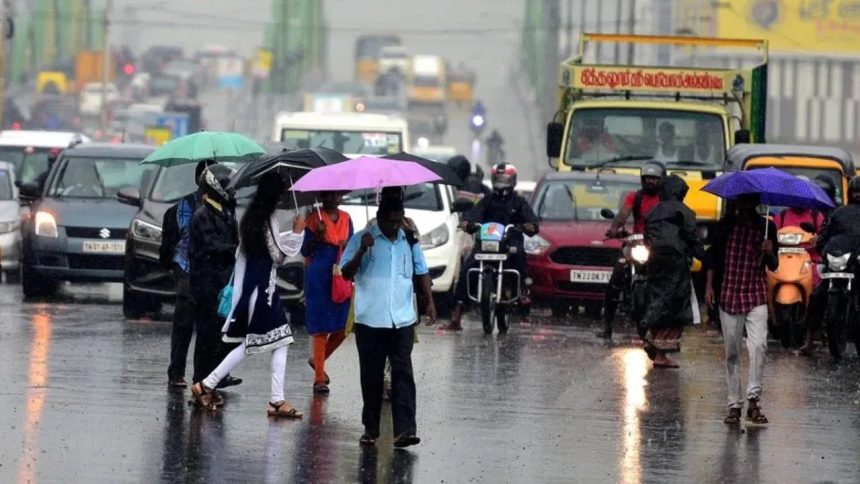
[65,226,128,240]
[550,247,621,267]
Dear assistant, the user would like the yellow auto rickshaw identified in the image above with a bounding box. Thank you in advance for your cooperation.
[446,70,475,105]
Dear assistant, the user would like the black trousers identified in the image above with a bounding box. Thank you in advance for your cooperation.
[354,323,416,438]
[603,259,629,323]
[192,290,230,383]
[168,269,195,380]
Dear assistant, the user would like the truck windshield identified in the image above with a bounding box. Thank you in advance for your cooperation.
[534,179,639,221]
[280,129,402,155]
[565,108,725,171]
[48,157,155,199]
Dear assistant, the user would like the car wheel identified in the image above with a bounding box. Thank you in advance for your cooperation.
[4,268,20,284]
[22,265,57,299]
[123,280,162,319]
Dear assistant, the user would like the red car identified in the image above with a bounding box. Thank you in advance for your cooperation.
[525,172,639,317]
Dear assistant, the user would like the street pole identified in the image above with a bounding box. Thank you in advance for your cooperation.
[566,0,573,57]
[614,0,623,64]
[627,0,636,64]
[101,0,112,136]
[0,0,7,128]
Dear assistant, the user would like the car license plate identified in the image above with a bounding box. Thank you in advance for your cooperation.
[475,253,507,261]
[821,272,854,280]
[481,241,499,252]
[82,240,126,254]
[570,270,611,284]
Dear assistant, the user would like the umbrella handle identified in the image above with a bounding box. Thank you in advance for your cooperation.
[764,205,770,239]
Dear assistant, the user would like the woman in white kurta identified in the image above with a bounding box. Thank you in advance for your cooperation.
[192,173,306,417]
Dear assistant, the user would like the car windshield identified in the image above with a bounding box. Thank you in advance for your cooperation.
[48,156,155,199]
[534,179,639,221]
[565,108,726,171]
[0,147,51,185]
[341,183,443,211]
[280,129,402,155]
[0,169,12,199]
[747,164,844,207]
[148,161,244,203]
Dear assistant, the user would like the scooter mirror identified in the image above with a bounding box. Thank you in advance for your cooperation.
[600,208,615,220]
[799,222,816,233]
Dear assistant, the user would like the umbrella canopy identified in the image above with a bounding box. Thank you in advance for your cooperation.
[702,167,835,210]
[381,152,464,187]
[290,156,442,192]
[229,147,348,190]
[141,131,265,167]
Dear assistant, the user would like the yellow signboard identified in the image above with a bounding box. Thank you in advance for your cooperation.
[716,0,860,53]
[563,65,746,95]
[145,127,172,146]
[252,48,273,79]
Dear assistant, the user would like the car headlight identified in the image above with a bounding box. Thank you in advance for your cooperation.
[827,252,851,272]
[419,223,448,249]
[131,219,162,243]
[631,245,650,264]
[778,233,803,246]
[524,234,551,256]
[0,219,20,234]
[34,211,58,238]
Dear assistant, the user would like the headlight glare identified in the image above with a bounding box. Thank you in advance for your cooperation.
[34,211,58,238]
[778,233,803,246]
[827,252,851,272]
[631,245,650,264]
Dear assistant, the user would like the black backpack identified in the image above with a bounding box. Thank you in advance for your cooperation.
[159,196,189,270]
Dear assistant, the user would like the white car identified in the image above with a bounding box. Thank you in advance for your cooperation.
[79,83,121,116]
[339,182,468,298]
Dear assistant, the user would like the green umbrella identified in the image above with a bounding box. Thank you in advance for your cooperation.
[140,131,266,167]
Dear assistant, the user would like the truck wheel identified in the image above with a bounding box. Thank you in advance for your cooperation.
[122,280,161,319]
[22,265,57,299]
[480,278,494,335]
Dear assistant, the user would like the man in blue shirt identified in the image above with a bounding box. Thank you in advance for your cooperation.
[341,196,436,448]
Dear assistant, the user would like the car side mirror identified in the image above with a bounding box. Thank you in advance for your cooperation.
[117,186,141,206]
[452,198,474,213]
[546,122,564,159]
[600,208,616,220]
[17,181,40,200]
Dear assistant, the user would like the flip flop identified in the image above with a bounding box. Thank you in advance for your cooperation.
[307,358,331,385]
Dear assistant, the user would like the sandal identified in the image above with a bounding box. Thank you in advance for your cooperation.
[191,382,217,410]
[746,401,769,425]
[267,401,303,419]
[307,358,331,385]
[313,382,330,394]
[724,407,741,425]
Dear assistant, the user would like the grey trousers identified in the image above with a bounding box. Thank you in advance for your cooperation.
[719,305,768,409]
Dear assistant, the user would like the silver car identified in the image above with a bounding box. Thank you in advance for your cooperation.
[0,161,21,282]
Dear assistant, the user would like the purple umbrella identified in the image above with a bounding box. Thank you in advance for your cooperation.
[290,156,442,192]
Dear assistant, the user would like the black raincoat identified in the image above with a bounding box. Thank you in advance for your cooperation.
[641,175,704,329]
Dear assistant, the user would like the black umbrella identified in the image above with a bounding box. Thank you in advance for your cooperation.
[230,147,348,210]
[381,152,464,188]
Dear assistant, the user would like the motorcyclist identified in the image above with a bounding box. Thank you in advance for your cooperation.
[443,163,539,330]
[448,155,491,203]
[597,160,666,339]
[801,176,860,355]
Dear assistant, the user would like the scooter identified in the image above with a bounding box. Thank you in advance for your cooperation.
[767,225,815,348]
[466,222,530,334]
[820,234,860,360]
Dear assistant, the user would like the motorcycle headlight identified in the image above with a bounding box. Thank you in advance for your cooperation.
[34,211,58,238]
[0,219,20,234]
[524,234,551,256]
[827,252,851,272]
[631,245,650,264]
[419,223,448,250]
[778,233,803,246]
[131,219,162,243]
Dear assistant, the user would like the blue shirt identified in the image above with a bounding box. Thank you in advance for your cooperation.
[340,225,429,329]
[172,194,196,273]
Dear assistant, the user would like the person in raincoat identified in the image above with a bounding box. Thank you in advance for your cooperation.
[302,191,353,394]
[641,174,704,368]
[192,172,307,417]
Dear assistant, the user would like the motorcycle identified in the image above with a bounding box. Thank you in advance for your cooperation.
[466,222,530,334]
[600,209,650,334]
[766,224,816,348]
[820,234,860,360]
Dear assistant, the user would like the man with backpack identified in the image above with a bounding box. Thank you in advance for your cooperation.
[163,160,213,388]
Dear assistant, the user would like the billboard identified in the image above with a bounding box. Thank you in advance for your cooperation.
[716,0,860,53]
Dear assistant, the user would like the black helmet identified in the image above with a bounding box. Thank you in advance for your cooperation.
[849,176,860,204]
[199,164,235,204]
[814,175,837,203]
[447,155,471,184]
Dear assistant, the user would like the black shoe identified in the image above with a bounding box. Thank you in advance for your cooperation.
[216,375,243,389]
[360,433,378,446]
[393,433,421,448]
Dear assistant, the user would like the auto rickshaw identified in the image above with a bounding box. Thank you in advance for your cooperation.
[725,144,855,346]
[446,70,475,106]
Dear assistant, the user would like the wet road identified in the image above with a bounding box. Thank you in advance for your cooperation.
[1,283,860,483]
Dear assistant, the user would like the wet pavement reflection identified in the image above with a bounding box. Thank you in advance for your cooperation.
[1,283,859,483]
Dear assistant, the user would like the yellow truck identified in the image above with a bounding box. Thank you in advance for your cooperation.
[546,33,769,222]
